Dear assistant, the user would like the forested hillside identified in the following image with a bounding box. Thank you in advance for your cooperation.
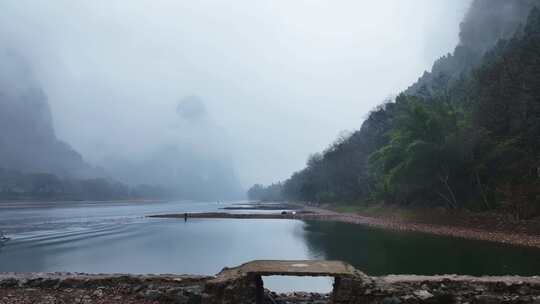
[250,1,540,219]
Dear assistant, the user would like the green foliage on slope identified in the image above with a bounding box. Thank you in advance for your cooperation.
[252,3,540,219]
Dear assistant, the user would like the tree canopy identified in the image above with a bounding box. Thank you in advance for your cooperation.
[251,4,540,220]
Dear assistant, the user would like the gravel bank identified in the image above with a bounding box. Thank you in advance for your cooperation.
[149,206,540,249]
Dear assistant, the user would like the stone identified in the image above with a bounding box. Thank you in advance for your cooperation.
[518,285,531,295]
[414,290,434,300]
[92,289,103,298]
[401,295,415,301]
[184,285,203,295]
[0,279,18,288]
[474,285,486,292]
[474,294,501,304]
[173,293,191,304]
[131,285,144,293]
[144,289,162,300]
[382,296,401,304]
[81,295,92,304]
[187,294,202,304]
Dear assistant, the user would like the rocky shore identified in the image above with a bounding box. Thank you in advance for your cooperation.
[149,205,540,249]
[2,268,540,304]
[0,272,330,304]
[264,291,330,304]
[0,273,208,304]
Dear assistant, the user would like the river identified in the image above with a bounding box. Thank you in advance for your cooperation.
[1,200,540,292]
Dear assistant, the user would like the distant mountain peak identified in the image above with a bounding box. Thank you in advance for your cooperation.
[0,50,98,178]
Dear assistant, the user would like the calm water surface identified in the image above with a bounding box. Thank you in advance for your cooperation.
[1,200,540,292]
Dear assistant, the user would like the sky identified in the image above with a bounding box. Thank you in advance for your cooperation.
[0,0,471,187]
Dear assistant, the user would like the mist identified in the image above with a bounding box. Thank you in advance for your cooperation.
[0,1,471,192]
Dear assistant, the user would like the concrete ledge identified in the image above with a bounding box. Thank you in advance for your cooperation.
[213,260,357,281]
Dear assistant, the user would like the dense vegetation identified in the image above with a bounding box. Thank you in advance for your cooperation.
[249,2,540,219]
[246,183,284,201]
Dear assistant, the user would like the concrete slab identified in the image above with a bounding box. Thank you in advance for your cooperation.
[215,260,357,281]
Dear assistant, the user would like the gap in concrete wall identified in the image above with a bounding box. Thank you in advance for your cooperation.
[262,276,334,293]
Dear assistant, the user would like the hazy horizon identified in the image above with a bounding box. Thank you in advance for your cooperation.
[0,0,471,189]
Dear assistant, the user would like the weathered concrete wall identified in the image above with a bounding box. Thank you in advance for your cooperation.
[2,271,540,304]
[201,274,261,304]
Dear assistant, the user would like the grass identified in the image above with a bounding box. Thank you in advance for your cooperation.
[320,201,540,235]
[329,202,430,222]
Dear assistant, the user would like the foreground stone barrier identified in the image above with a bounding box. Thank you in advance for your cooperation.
[0,272,209,303]
[1,261,540,303]
[332,275,540,304]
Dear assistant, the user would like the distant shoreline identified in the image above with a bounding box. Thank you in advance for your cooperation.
[149,204,540,249]
[0,198,169,204]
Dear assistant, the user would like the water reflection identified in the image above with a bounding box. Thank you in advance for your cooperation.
[2,200,540,293]
[302,220,540,276]
[263,276,334,293]
[0,219,313,275]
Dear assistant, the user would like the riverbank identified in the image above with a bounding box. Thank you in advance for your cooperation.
[150,203,540,249]
[322,203,540,248]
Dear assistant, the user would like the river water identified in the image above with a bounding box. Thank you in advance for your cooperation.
[1,200,540,292]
